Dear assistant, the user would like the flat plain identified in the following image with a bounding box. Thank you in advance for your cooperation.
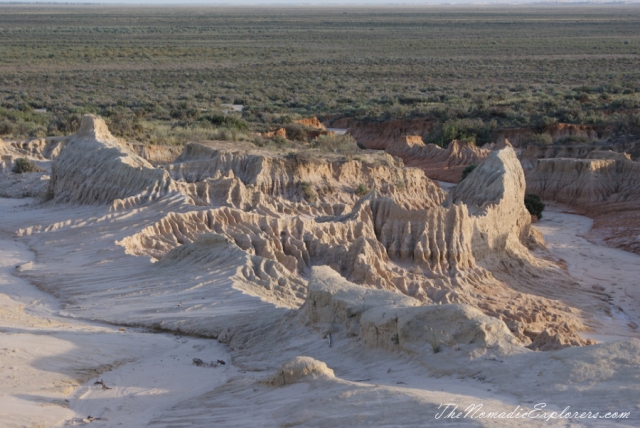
[0,5,639,144]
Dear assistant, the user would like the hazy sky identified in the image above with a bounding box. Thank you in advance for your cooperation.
[1,0,638,4]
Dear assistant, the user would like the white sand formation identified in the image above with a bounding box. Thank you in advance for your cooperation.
[3,115,640,426]
[305,266,521,357]
[117,134,596,350]
[526,154,640,209]
[165,139,443,209]
[268,356,335,386]
[47,115,180,205]
[3,115,617,350]
[22,115,599,350]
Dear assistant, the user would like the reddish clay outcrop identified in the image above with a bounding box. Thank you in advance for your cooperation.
[262,128,287,139]
[493,128,535,147]
[322,116,355,129]
[347,118,433,150]
[294,117,325,129]
[545,123,599,142]
[494,123,602,147]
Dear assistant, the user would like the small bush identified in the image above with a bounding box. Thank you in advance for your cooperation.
[524,133,553,145]
[300,181,317,202]
[391,333,399,345]
[355,184,369,197]
[12,158,43,174]
[0,120,14,136]
[273,135,288,147]
[525,193,545,219]
[555,135,591,145]
[203,114,248,131]
[533,116,558,132]
[283,124,307,142]
[311,134,357,154]
[252,136,270,147]
[461,164,478,180]
[428,118,496,148]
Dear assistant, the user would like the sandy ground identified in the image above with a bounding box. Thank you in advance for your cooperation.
[1,196,639,427]
[536,203,640,342]
[325,128,348,135]
[0,199,234,427]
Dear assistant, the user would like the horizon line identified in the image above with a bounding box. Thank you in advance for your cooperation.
[1,0,640,5]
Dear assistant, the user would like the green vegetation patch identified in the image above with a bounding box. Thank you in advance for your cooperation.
[0,6,639,144]
[525,193,546,219]
[12,158,43,174]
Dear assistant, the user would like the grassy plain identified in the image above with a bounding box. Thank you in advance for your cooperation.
[0,5,639,144]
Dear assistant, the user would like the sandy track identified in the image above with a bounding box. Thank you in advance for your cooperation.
[536,203,640,341]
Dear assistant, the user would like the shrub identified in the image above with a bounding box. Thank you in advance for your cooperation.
[311,134,357,154]
[203,114,248,131]
[273,135,288,147]
[524,193,545,219]
[533,116,558,132]
[555,135,591,145]
[428,118,496,148]
[283,124,307,142]
[300,181,317,202]
[12,158,43,174]
[252,136,270,147]
[0,120,14,136]
[461,164,478,180]
[355,184,369,197]
[524,133,553,145]
[391,333,399,345]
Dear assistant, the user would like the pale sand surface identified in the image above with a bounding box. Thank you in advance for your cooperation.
[1,196,638,427]
[0,198,233,427]
[536,203,640,342]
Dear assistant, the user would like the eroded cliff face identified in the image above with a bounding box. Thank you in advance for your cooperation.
[519,141,640,171]
[117,136,595,350]
[14,114,608,352]
[293,117,325,129]
[526,157,640,208]
[0,124,181,166]
[343,118,623,183]
[494,123,603,147]
[347,118,433,151]
[2,137,68,160]
[526,153,640,255]
[349,126,489,182]
[400,139,490,182]
[125,143,182,166]
[165,141,444,210]
[0,137,51,197]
